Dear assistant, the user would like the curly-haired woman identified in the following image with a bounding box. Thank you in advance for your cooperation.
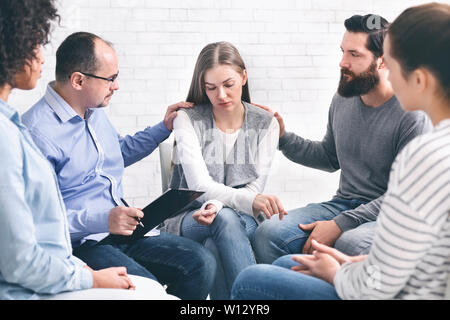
[0,0,175,300]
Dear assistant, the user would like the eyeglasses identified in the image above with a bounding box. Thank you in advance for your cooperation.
[71,71,119,83]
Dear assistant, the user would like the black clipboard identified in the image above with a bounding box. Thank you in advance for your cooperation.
[97,189,204,245]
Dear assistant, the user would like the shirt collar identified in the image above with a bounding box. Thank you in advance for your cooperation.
[44,82,94,122]
[0,98,21,125]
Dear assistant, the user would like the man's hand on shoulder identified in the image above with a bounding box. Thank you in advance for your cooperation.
[163,101,194,131]
[252,103,285,138]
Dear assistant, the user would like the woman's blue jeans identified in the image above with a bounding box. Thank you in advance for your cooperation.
[231,255,340,300]
[181,207,258,300]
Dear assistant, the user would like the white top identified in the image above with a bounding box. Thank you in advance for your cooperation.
[43,275,179,300]
[334,119,450,300]
[172,109,280,217]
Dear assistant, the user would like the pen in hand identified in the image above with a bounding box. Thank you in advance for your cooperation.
[121,198,144,228]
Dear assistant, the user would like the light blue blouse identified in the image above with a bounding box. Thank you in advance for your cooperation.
[0,99,92,300]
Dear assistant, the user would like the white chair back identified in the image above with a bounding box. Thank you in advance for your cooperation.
[158,142,174,193]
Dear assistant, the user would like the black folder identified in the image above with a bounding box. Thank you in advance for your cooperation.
[97,189,204,245]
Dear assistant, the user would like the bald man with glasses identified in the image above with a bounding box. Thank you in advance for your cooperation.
[22,32,216,300]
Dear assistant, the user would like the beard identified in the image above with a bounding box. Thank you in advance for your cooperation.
[338,60,380,97]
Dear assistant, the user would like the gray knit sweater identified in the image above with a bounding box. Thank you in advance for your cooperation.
[278,93,432,231]
[160,102,274,235]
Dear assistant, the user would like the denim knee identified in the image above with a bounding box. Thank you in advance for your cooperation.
[230,264,279,300]
[213,208,246,231]
[334,222,376,256]
[253,217,304,264]
[272,254,300,270]
[253,218,279,245]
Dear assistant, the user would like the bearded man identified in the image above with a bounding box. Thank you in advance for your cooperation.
[253,14,432,263]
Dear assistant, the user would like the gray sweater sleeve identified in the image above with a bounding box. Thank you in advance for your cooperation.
[333,195,384,232]
[332,111,432,232]
[278,105,340,172]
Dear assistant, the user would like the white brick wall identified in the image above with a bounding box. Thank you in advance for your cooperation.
[10,0,431,209]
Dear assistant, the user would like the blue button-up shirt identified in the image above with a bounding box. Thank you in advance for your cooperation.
[22,83,171,247]
[0,99,92,300]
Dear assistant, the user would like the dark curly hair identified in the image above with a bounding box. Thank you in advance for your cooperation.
[0,0,60,87]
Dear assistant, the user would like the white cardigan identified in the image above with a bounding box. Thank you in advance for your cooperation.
[172,109,280,217]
